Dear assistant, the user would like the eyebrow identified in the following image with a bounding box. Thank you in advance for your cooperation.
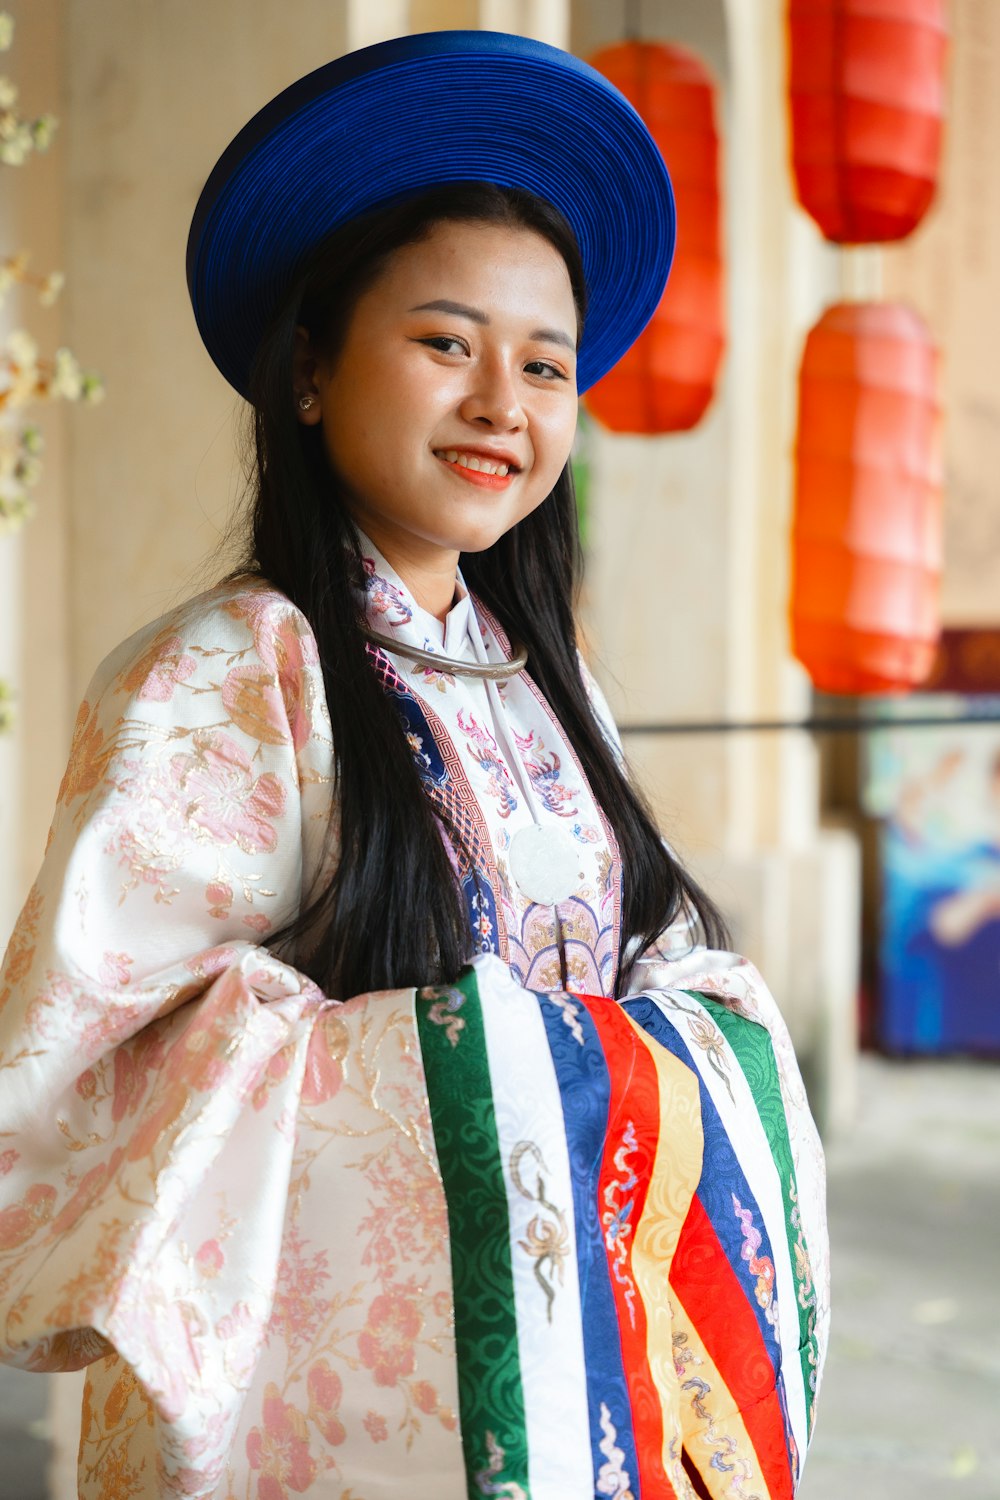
[408,298,577,353]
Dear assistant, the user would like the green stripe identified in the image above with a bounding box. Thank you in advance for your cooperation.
[416,969,531,1498]
[689,993,822,1437]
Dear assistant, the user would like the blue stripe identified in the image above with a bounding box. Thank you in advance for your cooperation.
[383,678,500,956]
[536,991,641,1499]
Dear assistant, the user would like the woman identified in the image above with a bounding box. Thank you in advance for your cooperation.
[0,31,828,1500]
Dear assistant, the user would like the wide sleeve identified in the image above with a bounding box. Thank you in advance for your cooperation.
[0,585,339,1459]
[578,658,830,1494]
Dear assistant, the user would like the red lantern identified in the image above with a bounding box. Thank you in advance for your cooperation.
[585,42,724,433]
[788,0,948,243]
[790,302,942,693]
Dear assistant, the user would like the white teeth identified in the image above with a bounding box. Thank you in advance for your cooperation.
[437,449,512,477]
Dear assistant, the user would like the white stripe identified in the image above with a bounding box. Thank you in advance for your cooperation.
[635,990,810,1471]
[474,955,593,1500]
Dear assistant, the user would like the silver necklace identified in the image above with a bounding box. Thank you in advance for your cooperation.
[361,625,528,681]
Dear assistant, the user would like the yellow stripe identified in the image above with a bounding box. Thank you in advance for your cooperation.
[623,1012,704,1492]
[669,1287,777,1500]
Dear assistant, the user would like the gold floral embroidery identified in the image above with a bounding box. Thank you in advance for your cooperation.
[510,1140,569,1323]
[56,699,111,807]
[0,881,42,1019]
[664,993,735,1103]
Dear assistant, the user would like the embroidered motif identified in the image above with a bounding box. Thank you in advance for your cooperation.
[732,1194,778,1329]
[602,1122,639,1329]
[596,1402,635,1500]
[545,990,585,1046]
[571,820,602,845]
[457,710,519,818]
[470,888,495,952]
[362,556,413,625]
[513,728,579,817]
[790,1176,820,1401]
[510,1141,569,1323]
[663,992,735,1103]
[409,642,457,693]
[475,1432,528,1499]
[675,1332,761,1500]
[419,985,466,1047]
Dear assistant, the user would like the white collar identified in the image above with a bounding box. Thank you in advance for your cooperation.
[354,529,474,659]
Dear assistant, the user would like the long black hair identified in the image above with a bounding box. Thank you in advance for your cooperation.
[240,181,727,997]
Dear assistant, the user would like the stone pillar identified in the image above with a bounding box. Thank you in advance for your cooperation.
[572,0,861,1130]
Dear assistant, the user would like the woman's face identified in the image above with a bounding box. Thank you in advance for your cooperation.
[301,219,579,579]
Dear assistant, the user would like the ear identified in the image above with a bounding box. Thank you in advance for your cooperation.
[292,325,324,426]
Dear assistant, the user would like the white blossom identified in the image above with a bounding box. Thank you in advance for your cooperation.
[49,346,82,400]
[5,326,38,367]
[0,119,32,165]
[0,485,35,534]
[0,15,13,52]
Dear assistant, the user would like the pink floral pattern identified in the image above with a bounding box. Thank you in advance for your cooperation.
[358,1281,422,1386]
[170,731,286,853]
[246,1383,318,1497]
[119,629,198,703]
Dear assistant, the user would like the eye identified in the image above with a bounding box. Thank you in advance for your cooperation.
[418,335,468,355]
[525,360,569,381]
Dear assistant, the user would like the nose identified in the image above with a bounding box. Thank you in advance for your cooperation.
[458,355,527,431]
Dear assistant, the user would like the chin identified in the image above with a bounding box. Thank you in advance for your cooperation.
[452,525,512,555]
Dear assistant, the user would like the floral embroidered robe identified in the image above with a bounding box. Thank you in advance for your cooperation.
[0,541,830,1500]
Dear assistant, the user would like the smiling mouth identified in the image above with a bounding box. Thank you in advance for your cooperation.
[433,449,519,478]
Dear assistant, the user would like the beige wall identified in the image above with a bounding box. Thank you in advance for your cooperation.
[883,0,1000,626]
[1,0,71,932]
[62,0,356,697]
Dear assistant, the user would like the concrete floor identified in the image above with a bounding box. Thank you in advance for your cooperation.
[801,1055,1000,1500]
[1,1055,998,1498]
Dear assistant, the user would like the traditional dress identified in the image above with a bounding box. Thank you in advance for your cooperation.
[0,537,829,1500]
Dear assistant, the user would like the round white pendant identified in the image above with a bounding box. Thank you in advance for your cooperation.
[509,823,583,906]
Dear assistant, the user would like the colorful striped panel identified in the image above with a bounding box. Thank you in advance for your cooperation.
[414,956,823,1500]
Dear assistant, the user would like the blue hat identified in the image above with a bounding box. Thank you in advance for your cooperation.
[187,30,675,397]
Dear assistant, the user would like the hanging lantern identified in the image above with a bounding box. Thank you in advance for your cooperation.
[585,41,724,433]
[790,302,942,694]
[788,0,948,243]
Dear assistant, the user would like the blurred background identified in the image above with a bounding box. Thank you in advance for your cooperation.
[1,1,999,1496]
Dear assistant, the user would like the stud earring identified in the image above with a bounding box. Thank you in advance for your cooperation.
[298,393,316,411]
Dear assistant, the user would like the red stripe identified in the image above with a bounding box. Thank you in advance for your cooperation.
[670,1196,794,1499]
[580,995,678,1500]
